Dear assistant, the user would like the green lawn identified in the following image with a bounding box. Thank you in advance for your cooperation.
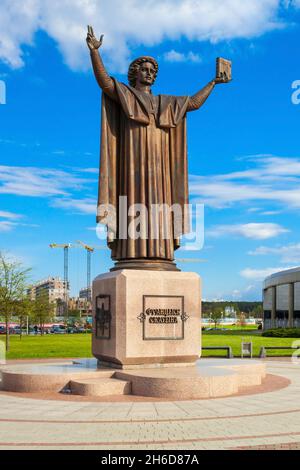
[0,331,299,359]
[202,330,299,357]
[205,325,258,331]
[0,334,93,360]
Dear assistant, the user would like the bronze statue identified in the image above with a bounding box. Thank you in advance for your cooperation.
[87,26,230,271]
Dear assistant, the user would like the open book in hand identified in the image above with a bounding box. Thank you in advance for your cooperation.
[216,58,232,81]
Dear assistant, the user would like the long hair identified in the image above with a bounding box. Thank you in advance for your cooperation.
[128,56,158,88]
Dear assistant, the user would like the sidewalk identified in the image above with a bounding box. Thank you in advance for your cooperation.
[0,360,299,450]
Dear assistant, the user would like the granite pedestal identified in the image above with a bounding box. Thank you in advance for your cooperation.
[92,270,201,369]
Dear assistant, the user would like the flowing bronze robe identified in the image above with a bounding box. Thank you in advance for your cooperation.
[91,50,215,264]
[98,79,191,261]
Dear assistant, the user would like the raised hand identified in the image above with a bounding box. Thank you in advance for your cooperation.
[86,25,104,51]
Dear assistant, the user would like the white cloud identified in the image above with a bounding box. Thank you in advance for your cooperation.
[207,223,289,240]
[240,265,298,281]
[247,207,260,213]
[0,221,15,232]
[206,283,262,301]
[0,165,98,222]
[0,210,22,220]
[164,50,201,63]
[0,210,24,232]
[0,0,296,71]
[0,0,40,68]
[230,284,261,300]
[51,198,97,214]
[80,168,99,174]
[261,210,281,216]
[231,289,242,299]
[190,155,300,210]
[249,243,300,263]
[0,220,39,232]
[0,165,90,197]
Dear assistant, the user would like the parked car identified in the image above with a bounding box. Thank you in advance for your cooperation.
[11,327,22,335]
[50,325,66,334]
[0,326,20,334]
[74,327,86,334]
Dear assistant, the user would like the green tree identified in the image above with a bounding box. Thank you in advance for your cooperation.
[0,252,31,351]
[251,304,263,319]
[67,309,82,328]
[14,298,34,339]
[31,294,54,335]
[68,309,81,320]
[210,307,223,329]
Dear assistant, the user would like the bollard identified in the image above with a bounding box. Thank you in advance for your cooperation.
[259,347,267,359]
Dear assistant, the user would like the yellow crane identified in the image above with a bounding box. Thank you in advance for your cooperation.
[76,241,109,299]
[77,241,95,299]
[49,243,73,318]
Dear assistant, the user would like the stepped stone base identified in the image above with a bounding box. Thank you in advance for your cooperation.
[115,361,266,399]
[70,377,131,396]
[0,359,266,399]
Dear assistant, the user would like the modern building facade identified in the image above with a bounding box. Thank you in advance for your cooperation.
[79,287,92,302]
[27,277,69,317]
[68,296,92,318]
[263,267,300,329]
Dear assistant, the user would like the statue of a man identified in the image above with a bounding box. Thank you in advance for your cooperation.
[87,26,230,271]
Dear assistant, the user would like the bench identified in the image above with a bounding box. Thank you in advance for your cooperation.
[202,346,233,359]
[259,346,300,358]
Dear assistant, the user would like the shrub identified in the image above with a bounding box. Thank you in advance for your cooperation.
[262,328,300,338]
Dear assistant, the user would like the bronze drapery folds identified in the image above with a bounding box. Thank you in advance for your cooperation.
[87,26,231,271]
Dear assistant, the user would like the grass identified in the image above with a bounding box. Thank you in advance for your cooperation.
[0,331,299,360]
[202,330,299,358]
[205,325,258,331]
[0,334,93,360]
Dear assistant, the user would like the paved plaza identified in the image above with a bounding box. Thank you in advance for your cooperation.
[0,359,299,450]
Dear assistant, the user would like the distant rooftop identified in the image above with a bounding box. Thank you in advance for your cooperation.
[265,266,300,281]
[264,266,300,289]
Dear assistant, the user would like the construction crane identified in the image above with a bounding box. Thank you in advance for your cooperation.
[76,241,109,300]
[77,241,95,300]
[49,243,73,319]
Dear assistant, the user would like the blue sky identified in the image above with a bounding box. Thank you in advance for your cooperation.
[0,0,300,300]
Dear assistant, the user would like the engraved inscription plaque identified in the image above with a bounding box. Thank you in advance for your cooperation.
[138,295,188,341]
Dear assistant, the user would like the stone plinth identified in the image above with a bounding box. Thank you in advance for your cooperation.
[0,359,268,399]
[92,270,201,368]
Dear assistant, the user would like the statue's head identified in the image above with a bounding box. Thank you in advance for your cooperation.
[128,56,158,88]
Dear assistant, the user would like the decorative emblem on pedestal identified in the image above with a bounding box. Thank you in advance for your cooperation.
[95,295,111,340]
[137,312,146,323]
[138,295,188,341]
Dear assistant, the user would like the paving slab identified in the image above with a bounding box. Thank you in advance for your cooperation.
[0,359,299,450]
